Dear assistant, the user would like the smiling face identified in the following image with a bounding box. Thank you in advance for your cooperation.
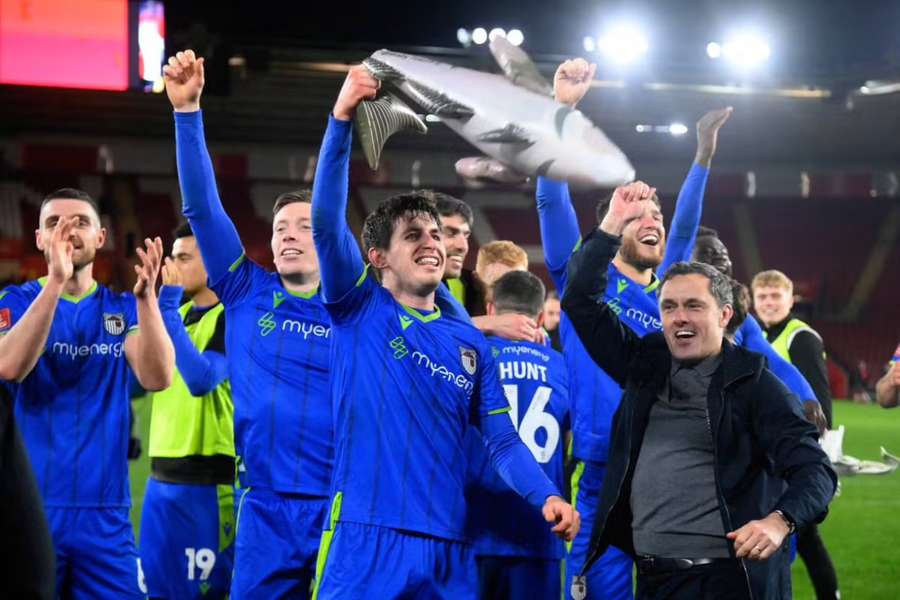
[660,273,733,362]
[753,285,793,328]
[369,212,447,298]
[36,198,106,271]
[271,201,319,281]
[440,213,471,279]
[619,198,666,271]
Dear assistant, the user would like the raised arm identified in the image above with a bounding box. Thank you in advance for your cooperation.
[561,182,655,384]
[164,50,244,286]
[535,58,598,292]
[659,108,732,273]
[310,65,378,303]
[125,238,175,391]
[0,218,75,382]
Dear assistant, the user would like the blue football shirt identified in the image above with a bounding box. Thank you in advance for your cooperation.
[465,337,570,559]
[324,270,514,542]
[211,256,333,495]
[0,278,138,507]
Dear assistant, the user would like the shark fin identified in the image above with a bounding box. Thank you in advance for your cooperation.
[355,93,427,170]
[489,36,553,97]
[476,123,533,145]
[400,81,474,119]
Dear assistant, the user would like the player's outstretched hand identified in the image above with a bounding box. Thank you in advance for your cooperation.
[163,49,205,113]
[553,58,596,108]
[695,106,733,167]
[161,257,183,288]
[599,180,656,237]
[543,495,581,542]
[333,65,380,121]
[47,216,77,286]
[134,237,164,299]
[726,513,789,561]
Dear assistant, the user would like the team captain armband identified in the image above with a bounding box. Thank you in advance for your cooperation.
[0,307,11,332]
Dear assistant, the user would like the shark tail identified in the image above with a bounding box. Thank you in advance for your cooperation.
[355,93,427,170]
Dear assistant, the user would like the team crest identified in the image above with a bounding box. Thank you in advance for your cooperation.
[103,313,126,336]
[459,346,477,375]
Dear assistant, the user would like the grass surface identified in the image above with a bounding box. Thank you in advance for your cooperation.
[127,399,900,596]
[791,401,900,599]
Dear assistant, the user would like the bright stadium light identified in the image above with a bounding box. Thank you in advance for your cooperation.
[706,42,722,59]
[583,36,596,52]
[597,24,649,64]
[507,29,524,47]
[457,28,472,47]
[472,27,488,45]
[721,32,771,68]
[668,123,688,136]
[489,27,507,42]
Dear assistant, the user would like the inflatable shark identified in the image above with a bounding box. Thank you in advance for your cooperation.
[355,37,635,189]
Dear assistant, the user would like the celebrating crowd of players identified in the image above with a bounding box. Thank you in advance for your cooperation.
[1,48,876,599]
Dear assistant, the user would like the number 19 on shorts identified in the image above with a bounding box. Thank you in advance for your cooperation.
[185,547,216,581]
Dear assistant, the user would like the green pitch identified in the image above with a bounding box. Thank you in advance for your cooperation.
[127,399,900,597]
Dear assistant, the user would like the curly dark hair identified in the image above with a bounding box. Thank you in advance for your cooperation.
[362,190,443,251]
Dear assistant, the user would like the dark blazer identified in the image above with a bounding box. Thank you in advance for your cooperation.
[561,230,837,599]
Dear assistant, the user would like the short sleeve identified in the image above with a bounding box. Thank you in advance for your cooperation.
[0,286,34,335]
[122,294,139,336]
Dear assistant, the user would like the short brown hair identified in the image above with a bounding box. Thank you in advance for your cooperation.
[41,188,101,221]
[476,241,528,281]
[272,189,312,216]
[751,269,793,294]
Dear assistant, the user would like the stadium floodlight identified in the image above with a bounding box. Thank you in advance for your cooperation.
[457,28,472,47]
[507,29,524,47]
[668,123,688,136]
[472,27,488,45]
[583,36,596,52]
[597,24,649,64]
[489,28,507,42]
[721,32,771,68]
[706,42,722,59]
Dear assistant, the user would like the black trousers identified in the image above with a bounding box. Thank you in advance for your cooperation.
[636,560,751,600]
[797,523,839,599]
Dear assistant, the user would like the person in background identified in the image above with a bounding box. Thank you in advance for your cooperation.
[876,343,900,408]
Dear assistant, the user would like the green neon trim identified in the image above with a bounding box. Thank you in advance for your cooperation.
[234,487,252,538]
[643,274,660,294]
[567,460,585,553]
[285,287,317,299]
[401,303,442,324]
[312,491,343,600]
[355,264,370,287]
[446,278,465,305]
[217,484,236,553]
[571,238,583,254]
[0,290,7,301]
[38,276,99,303]
[126,326,140,337]
[487,406,512,416]
[227,253,246,273]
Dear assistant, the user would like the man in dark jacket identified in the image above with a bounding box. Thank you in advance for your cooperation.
[562,182,837,600]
